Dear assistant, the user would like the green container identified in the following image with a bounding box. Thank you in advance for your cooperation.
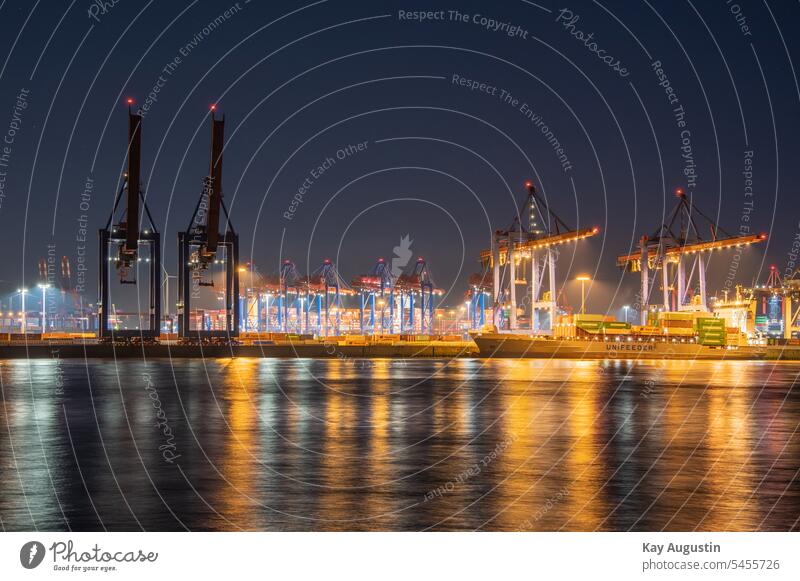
[697,323,726,345]
[698,328,725,334]
[602,322,631,329]
[695,318,724,332]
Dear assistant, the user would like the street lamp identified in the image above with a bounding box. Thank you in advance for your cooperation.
[298,297,305,334]
[37,283,50,332]
[623,304,630,323]
[161,265,177,327]
[576,275,591,315]
[17,288,28,334]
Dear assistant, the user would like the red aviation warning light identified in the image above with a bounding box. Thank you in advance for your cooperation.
[210,104,217,112]
[675,187,685,197]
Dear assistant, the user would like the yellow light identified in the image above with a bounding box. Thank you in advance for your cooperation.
[576,275,591,282]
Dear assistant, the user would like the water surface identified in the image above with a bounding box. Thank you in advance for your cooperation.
[1,358,798,531]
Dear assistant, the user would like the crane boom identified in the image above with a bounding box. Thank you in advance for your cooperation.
[206,115,224,255]
[616,233,766,271]
[176,108,239,340]
[480,227,599,265]
[124,111,142,254]
[98,103,161,340]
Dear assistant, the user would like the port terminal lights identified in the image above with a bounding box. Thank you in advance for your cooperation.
[98,101,161,341]
[352,258,395,335]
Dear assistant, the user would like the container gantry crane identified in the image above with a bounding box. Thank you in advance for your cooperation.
[98,103,161,341]
[743,264,800,339]
[616,188,766,323]
[307,259,350,337]
[351,257,395,335]
[277,259,301,333]
[177,108,240,341]
[480,181,598,333]
[395,257,437,335]
[255,272,282,333]
[782,273,800,339]
[466,271,491,330]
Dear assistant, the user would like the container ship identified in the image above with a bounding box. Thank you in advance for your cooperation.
[472,310,766,360]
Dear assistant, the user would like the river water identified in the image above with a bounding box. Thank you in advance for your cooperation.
[1,358,798,531]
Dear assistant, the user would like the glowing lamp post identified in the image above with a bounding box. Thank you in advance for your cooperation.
[576,275,591,316]
[38,283,50,332]
[17,288,28,334]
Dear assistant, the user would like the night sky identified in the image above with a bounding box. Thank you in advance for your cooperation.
[0,0,798,312]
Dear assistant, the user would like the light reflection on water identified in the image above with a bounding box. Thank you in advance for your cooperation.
[0,358,798,531]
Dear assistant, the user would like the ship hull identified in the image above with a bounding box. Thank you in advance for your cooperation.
[473,333,765,360]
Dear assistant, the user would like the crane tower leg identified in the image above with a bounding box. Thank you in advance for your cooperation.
[509,238,517,331]
[548,248,556,331]
[531,252,539,332]
[492,238,500,327]
[640,236,649,325]
[698,255,707,311]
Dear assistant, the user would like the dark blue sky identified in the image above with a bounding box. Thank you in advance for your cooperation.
[0,0,797,310]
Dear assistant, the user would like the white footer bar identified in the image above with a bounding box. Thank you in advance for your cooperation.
[1,532,796,580]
